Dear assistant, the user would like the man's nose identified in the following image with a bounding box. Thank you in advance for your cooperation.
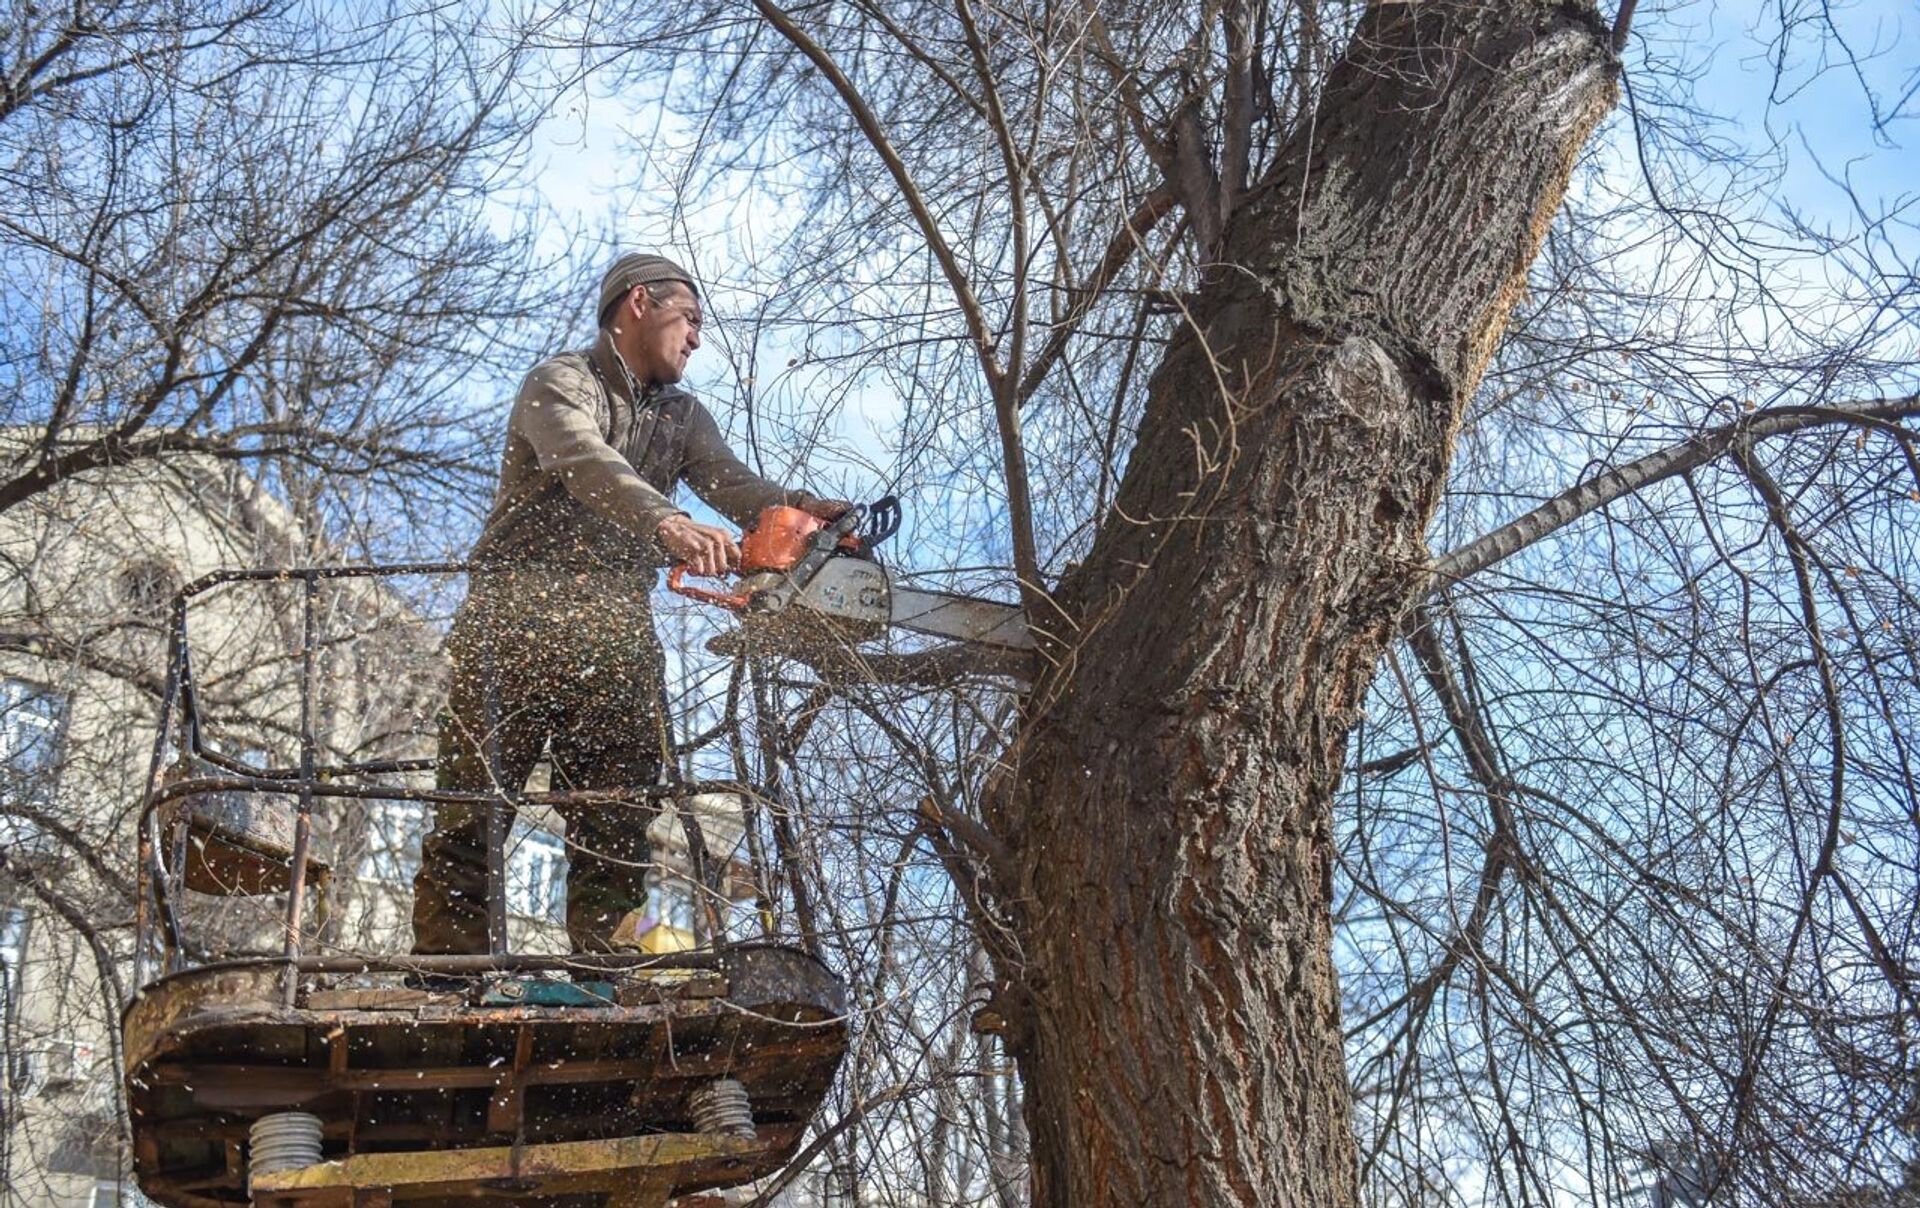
[686,327,702,351]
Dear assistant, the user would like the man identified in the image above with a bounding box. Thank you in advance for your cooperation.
[411,252,845,956]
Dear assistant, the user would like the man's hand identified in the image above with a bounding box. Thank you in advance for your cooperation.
[802,497,854,521]
[657,514,740,578]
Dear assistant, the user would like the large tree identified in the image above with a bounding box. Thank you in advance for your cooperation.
[3,0,1906,1203]
[995,6,1618,1202]
[592,0,1919,1203]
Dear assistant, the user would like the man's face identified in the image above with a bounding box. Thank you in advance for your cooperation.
[626,282,704,384]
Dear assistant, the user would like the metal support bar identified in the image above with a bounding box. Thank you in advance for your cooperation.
[482,678,511,956]
[656,683,725,950]
[136,775,763,961]
[168,948,744,977]
[143,775,766,810]
[134,604,188,989]
[132,557,803,997]
[671,793,718,949]
[281,574,321,1007]
[751,657,821,957]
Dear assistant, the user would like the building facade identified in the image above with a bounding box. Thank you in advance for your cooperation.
[0,453,450,1205]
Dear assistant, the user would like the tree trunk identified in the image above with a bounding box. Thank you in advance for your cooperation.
[994,5,1619,1204]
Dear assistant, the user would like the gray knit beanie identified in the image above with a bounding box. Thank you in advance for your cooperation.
[596,253,697,326]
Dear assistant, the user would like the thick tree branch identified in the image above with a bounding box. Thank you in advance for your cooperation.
[916,794,1013,881]
[1433,394,1920,586]
[1611,0,1640,52]
[1220,0,1256,220]
[954,0,1047,616]
[1076,0,1175,181]
[1170,92,1224,258]
[1725,440,1853,1160]
[1352,619,1525,1183]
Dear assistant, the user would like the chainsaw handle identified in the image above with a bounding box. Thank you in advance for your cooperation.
[864,495,901,549]
[667,563,753,612]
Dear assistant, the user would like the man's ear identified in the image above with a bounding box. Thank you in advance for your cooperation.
[608,288,640,333]
[626,286,652,322]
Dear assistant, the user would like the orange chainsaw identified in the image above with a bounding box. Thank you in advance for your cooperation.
[667,497,1032,655]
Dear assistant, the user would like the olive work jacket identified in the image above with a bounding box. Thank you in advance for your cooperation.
[468,330,815,570]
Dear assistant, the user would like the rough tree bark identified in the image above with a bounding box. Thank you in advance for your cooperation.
[991,5,1620,1204]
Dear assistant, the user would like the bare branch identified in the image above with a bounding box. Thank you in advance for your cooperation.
[1434,394,1920,586]
[748,0,1002,384]
[1017,188,1177,405]
[1611,0,1640,53]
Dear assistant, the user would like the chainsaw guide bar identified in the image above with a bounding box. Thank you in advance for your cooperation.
[670,500,1033,678]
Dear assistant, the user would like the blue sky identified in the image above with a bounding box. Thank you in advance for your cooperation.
[1696,1,1915,208]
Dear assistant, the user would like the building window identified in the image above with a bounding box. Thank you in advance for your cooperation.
[2,681,65,863]
[0,906,28,1018]
[91,1181,156,1207]
[0,678,65,792]
[646,875,696,934]
[509,823,566,924]
[361,807,565,923]
[360,801,426,883]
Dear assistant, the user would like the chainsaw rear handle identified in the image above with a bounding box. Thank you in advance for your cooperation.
[666,563,753,612]
[864,495,901,549]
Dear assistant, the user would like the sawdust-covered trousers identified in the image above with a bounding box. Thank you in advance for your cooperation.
[411,568,665,955]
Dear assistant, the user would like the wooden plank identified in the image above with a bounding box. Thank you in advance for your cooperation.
[484,1024,533,1135]
[248,1132,764,1202]
[305,988,439,1011]
[148,1123,807,1208]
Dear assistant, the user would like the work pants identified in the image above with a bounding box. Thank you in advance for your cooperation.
[410,568,665,955]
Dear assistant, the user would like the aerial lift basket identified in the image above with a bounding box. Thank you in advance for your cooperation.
[126,562,849,1208]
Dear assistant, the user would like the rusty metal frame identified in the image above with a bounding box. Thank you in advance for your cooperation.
[122,565,855,1208]
[131,561,771,990]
